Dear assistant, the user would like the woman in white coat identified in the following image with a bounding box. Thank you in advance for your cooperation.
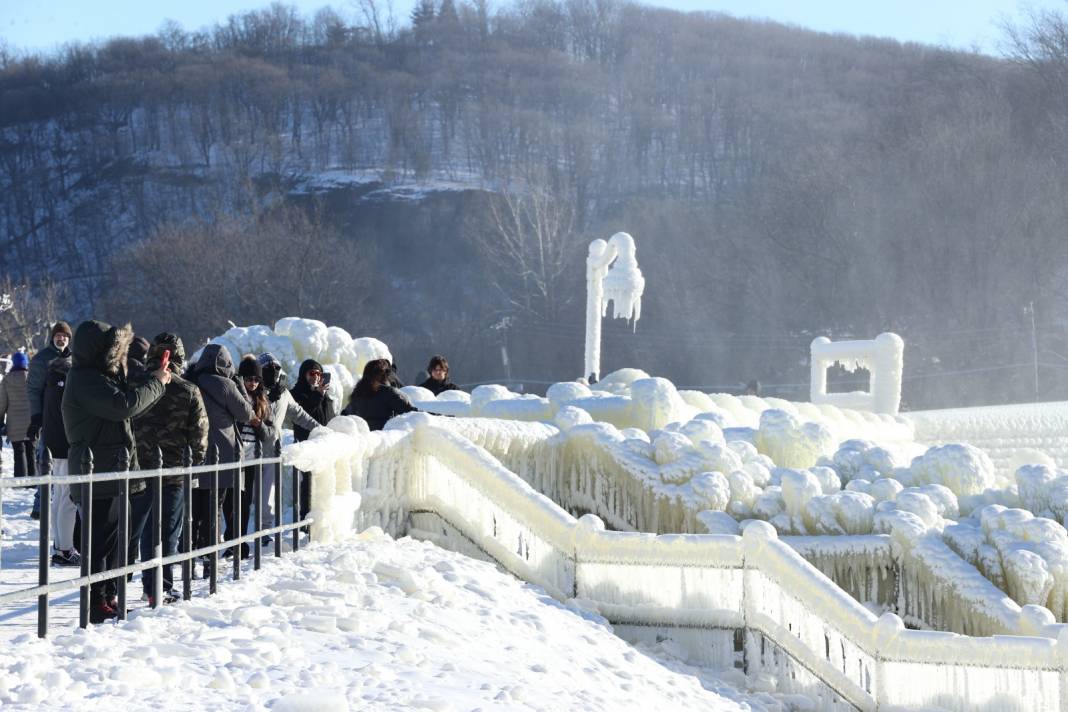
[255,353,320,531]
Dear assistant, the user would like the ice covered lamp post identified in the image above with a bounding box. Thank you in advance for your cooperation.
[584,232,645,383]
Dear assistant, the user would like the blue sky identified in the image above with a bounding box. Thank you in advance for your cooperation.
[0,0,1064,56]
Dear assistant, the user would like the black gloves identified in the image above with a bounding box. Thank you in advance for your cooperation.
[26,413,42,441]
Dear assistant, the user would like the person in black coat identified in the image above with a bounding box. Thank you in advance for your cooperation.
[418,355,460,396]
[289,359,337,524]
[61,320,169,622]
[289,359,337,442]
[41,355,80,566]
[345,358,418,431]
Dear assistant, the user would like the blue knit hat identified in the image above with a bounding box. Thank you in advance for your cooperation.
[11,351,29,370]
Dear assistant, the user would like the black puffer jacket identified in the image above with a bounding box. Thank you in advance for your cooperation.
[41,356,71,460]
[344,386,416,431]
[62,320,165,499]
[191,344,255,489]
[289,359,338,442]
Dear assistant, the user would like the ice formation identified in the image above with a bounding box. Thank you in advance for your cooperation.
[809,332,904,415]
[197,318,391,405]
[584,232,644,382]
[197,321,1068,644]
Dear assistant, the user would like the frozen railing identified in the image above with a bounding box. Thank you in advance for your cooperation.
[908,401,1068,474]
[288,415,1068,711]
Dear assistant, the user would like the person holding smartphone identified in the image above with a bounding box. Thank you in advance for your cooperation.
[289,359,338,525]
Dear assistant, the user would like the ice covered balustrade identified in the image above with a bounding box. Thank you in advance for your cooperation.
[910,401,1068,476]
[279,415,1068,712]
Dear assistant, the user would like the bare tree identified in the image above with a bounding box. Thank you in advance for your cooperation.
[0,276,63,355]
[477,170,582,323]
[103,201,377,345]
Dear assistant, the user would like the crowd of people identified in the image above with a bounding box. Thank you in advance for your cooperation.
[0,319,459,624]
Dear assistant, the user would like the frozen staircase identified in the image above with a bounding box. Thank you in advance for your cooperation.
[288,416,1068,711]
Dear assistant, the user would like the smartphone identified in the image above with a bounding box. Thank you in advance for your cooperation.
[322,372,332,385]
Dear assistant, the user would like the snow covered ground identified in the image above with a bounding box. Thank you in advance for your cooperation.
[0,443,795,711]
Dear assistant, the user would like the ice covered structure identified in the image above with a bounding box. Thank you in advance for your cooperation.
[584,232,644,382]
[909,400,1068,476]
[277,413,1068,712]
[196,319,391,404]
[810,332,904,415]
[199,324,1068,644]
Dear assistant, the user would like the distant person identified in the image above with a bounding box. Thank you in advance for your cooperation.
[418,355,459,396]
[26,321,72,441]
[26,321,73,519]
[189,344,257,574]
[257,353,320,538]
[131,333,208,603]
[62,320,168,623]
[289,359,338,525]
[1,352,34,484]
[345,358,417,431]
[41,353,80,566]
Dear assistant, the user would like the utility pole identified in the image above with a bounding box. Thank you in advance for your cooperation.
[1027,301,1039,402]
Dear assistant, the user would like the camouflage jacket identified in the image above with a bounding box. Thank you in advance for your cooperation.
[132,369,209,486]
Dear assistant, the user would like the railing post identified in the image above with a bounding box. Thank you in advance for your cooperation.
[78,448,93,629]
[116,447,130,621]
[37,447,53,638]
[150,446,164,608]
[181,446,193,602]
[253,439,262,571]
[233,454,242,582]
[292,462,300,553]
[209,444,219,595]
[274,441,282,559]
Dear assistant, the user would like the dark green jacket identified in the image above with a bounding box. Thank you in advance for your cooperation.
[62,320,165,499]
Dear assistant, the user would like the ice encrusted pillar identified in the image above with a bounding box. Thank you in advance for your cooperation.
[584,232,644,383]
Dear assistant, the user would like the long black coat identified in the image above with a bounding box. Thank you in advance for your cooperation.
[191,344,255,489]
[62,320,165,499]
[41,356,71,460]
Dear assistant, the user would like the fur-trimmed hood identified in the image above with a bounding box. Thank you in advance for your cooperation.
[71,320,133,376]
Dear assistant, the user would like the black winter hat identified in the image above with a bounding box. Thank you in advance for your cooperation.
[238,356,263,381]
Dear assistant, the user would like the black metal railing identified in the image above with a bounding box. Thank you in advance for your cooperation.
[0,439,312,637]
